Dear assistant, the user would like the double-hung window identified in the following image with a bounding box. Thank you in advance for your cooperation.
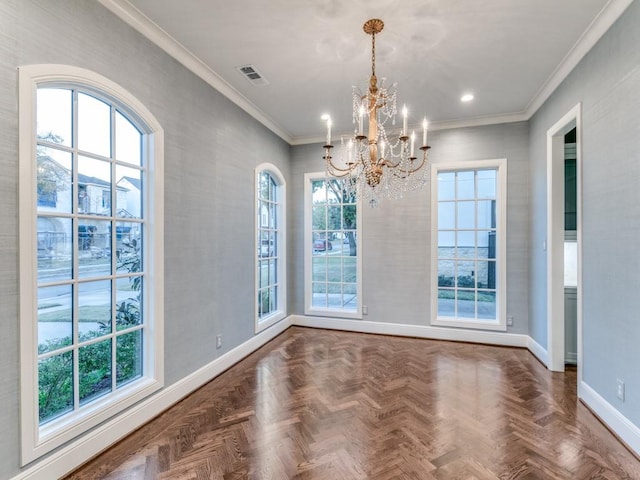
[431,160,506,330]
[255,164,286,332]
[304,174,362,318]
[19,65,164,463]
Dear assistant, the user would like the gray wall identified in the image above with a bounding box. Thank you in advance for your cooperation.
[0,1,289,477]
[528,1,640,424]
[290,122,530,333]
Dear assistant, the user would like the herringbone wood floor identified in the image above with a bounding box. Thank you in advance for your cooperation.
[67,327,640,479]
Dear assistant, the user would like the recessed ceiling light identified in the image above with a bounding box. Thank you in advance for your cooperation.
[461,93,474,102]
[321,114,331,121]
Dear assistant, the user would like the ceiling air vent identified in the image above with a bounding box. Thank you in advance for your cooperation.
[236,64,269,86]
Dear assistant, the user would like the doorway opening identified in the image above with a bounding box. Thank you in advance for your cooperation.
[546,103,582,377]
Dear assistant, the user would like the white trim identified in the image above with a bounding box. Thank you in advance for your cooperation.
[430,159,507,331]
[96,0,291,144]
[98,0,631,145]
[546,103,582,373]
[18,64,165,464]
[580,381,640,457]
[303,172,363,319]
[290,315,528,348]
[254,163,287,333]
[10,318,292,480]
[526,336,549,367]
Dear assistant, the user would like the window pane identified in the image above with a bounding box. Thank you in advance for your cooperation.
[457,290,476,318]
[476,260,494,289]
[37,88,72,147]
[37,147,72,212]
[327,257,341,282]
[116,330,143,387]
[438,202,455,229]
[327,283,341,308]
[269,202,277,229]
[438,261,455,287]
[327,206,341,230]
[477,170,496,198]
[457,261,476,288]
[438,231,454,254]
[344,257,356,283]
[312,206,326,230]
[116,277,141,330]
[312,257,326,281]
[343,284,357,309]
[269,286,277,313]
[37,216,72,281]
[78,93,111,158]
[258,173,269,199]
[437,289,454,317]
[456,171,475,199]
[115,222,141,273]
[311,180,325,202]
[457,201,475,229]
[78,280,111,341]
[79,339,112,405]
[269,259,277,284]
[456,231,475,259]
[78,156,111,215]
[343,205,356,229]
[115,111,142,166]
[312,283,327,308]
[477,200,495,229]
[326,180,341,203]
[38,285,72,354]
[39,351,74,424]
[78,220,111,278]
[437,172,455,200]
[478,231,496,259]
[478,291,497,320]
[116,165,142,219]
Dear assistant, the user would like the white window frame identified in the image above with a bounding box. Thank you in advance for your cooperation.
[254,163,287,332]
[430,159,507,331]
[304,172,362,319]
[18,65,164,464]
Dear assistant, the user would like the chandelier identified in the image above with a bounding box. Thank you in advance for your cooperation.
[322,18,430,206]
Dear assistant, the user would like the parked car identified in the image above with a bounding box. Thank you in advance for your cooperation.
[313,239,332,252]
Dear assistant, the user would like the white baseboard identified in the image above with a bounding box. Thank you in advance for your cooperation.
[580,380,640,457]
[11,317,292,480]
[526,336,549,367]
[289,315,529,348]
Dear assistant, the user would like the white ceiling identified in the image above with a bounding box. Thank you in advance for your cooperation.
[100,0,631,144]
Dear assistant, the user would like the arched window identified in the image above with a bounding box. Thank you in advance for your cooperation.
[255,164,286,331]
[19,65,164,463]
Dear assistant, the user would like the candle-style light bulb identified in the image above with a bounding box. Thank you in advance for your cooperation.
[380,139,386,159]
[358,106,365,136]
[410,131,416,157]
[402,105,408,136]
[422,118,428,147]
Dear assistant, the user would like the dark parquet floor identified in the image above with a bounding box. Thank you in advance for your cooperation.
[67,327,640,479]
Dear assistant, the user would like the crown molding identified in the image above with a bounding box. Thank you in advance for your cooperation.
[99,0,632,147]
[96,0,293,144]
[523,0,634,117]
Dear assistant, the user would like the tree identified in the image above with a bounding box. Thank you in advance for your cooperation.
[313,178,357,256]
[37,132,69,205]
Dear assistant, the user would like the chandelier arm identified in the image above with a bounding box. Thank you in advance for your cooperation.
[326,156,361,173]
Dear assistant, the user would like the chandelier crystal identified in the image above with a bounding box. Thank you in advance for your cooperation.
[322,18,430,206]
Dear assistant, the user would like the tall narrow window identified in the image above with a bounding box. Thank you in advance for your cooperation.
[431,160,506,330]
[304,174,361,318]
[19,65,164,463]
[255,164,286,332]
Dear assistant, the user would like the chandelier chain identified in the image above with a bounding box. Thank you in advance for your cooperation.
[371,32,376,77]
